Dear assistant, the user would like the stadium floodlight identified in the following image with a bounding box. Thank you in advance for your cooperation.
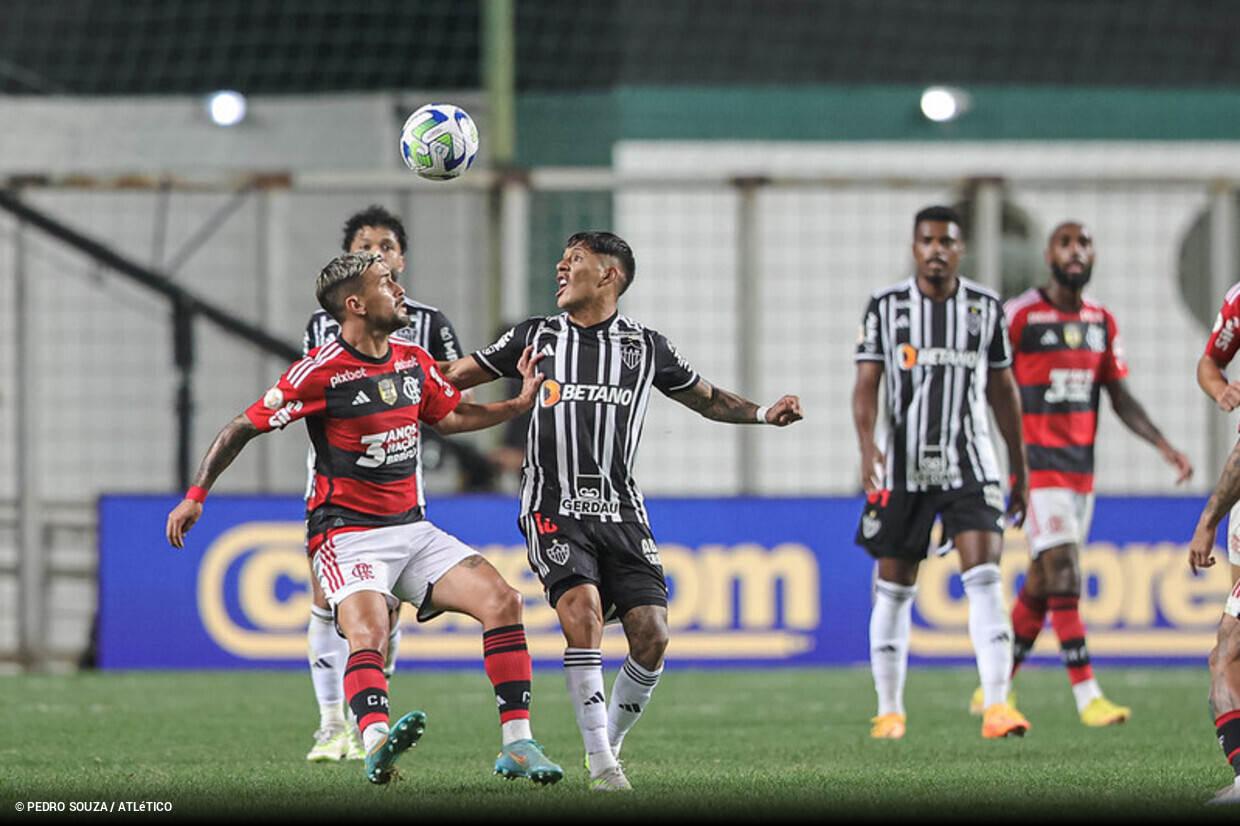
[919,86,971,123]
[206,90,247,126]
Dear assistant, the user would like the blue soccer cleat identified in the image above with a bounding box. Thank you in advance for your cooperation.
[493,738,564,785]
[364,711,426,785]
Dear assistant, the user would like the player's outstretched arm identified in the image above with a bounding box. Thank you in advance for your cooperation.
[434,346,544,436]
[1190,436,1240,574]
[438,354,497,392]
[669,379,803,426]
[1105,378,1194,485]
[166,414,262,548]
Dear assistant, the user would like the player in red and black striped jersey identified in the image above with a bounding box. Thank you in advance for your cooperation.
[998,220,1192,727]
[442,231,803,790]
[298,206,469,764]
[1190,281,1240,804]
[167,251,564,786]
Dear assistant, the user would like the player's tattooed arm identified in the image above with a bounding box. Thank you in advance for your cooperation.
[671,379,803,426]
[166,415,261,549]
[190,414,262,490]
[1189,435,1240,573]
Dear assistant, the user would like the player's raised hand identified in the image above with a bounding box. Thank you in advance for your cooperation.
[514,345,546,409]
[763,395,803,427]
[166,499,203,549]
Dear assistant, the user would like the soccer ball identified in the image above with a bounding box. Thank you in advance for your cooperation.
[400,103,479,181]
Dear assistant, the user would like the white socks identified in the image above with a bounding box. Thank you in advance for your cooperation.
[308,606,349,728]
[1072,677,1104,713]
[608,656,662,757]
[385,621,402,678]
[870,579,916,717]
[961,563,1015,709]
[564,647,616,773]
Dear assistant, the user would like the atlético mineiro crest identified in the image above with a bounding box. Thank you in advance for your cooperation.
[621,342,642,369]
[547,539,570,566]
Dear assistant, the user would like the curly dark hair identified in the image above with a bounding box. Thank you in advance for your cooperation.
[342,205,408,254]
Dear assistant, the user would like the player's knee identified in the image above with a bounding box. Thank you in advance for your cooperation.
[631,629,668,668]
[346,623,389,652]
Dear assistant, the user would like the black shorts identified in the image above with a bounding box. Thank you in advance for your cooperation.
[854,484,1005,560]
[518,512,668,620]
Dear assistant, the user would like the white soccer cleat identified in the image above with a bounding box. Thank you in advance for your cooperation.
[589,763,633,791]
[306,726,350,762]
[1207,782,1240,806]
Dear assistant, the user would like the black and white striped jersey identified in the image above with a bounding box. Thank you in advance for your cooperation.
[473,312,700,525]
[855,276,1012,492]
[302,300,464,499]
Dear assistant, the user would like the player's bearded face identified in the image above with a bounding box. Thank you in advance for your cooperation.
[1051,260,1092,290]
[362,265,408,333]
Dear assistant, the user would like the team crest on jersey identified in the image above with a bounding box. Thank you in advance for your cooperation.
[546,539,571,566]
[378,378,398,406]
[263,386,284,410]
[966,306,982,335]
[1063,324,1083,349]
[402,376,421,404]
[621,342,642,369]
[1086,325,1106,352]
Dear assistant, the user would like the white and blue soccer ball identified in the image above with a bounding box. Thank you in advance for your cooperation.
[400,103,479,181]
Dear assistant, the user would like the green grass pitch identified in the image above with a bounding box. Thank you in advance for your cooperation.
[2,665,1235,820]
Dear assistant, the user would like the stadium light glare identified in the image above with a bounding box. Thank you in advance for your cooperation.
[206,90,247,126]
[920,86,971,123]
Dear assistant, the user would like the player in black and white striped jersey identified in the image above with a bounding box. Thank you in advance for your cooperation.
[442,231,802,790]
[853,205,1030,741]
[301,205,466,763]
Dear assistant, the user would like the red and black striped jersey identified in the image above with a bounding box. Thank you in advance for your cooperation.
[245,337,460,542]
[1004,287,1128,493]
[1204,281,1240,369]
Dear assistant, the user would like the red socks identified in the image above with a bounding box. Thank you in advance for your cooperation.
[483,624,533,724]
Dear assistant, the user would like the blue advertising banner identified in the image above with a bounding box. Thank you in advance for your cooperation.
[98,494,1227,669]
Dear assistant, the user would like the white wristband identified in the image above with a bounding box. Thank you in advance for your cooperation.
[754,405,769,424]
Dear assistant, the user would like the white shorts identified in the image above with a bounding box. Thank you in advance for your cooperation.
[312,521,475,620]
[1226,577,1240,619]
[1024,488,1095,558]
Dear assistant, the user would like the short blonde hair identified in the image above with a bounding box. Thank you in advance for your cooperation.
[315,251,380,321]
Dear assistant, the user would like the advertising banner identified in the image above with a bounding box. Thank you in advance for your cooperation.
[98,494,1226,669]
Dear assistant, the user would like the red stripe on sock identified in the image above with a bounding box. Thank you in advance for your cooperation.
[1012,586,1048,639]
[483,626,532,723]
[1048,595,1093,684]
[344,649,389,732]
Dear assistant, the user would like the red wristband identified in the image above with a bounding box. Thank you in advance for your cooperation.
[186,486,208,504]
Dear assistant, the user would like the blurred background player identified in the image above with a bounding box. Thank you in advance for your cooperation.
[1190,280,1240,805]
[441,231,802,790]
[983,220,1192,726]
[167,251,562,786]
[853,205,1029,740]
[301,205,470,762]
